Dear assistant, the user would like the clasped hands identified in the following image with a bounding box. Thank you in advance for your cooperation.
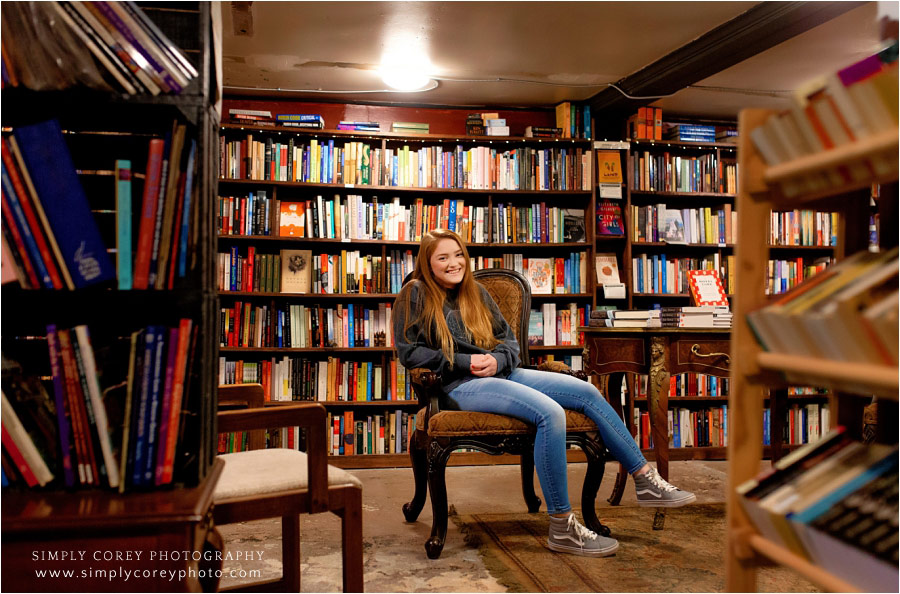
[469,353,498,377]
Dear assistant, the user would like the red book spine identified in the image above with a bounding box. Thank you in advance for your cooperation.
[134,139,166,289]
[1,424,39,487]
[1,139,64,288]
[1,192,40,288]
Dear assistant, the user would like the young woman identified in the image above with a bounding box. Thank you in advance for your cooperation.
[394,229,695,558]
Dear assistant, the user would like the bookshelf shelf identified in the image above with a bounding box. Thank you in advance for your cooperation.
[756,352,898,399]
[220,123,594,145]
[219,177,592,196]
[745,534,860,593]
[220,346,395,354]
[629,190,737,199]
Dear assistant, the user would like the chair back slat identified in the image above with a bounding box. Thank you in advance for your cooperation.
[472,268,531,365]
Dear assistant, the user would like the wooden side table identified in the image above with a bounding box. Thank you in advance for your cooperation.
[580,327,731,528]
[1,460,223,593]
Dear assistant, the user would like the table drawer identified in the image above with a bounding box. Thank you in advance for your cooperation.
[585,337,646,374]
[673,339,730,374]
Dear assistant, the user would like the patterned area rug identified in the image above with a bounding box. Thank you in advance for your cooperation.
[452,504,820,593]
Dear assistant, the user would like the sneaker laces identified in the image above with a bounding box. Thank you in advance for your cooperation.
[646,469,678,493]
[567,514,598,541]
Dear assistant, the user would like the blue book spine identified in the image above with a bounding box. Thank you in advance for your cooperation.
[583,105,591,139]
[651,255,659,294]
[339,416,344,455]
[364,309,370,347]
[143,325,167,484]
[115,160,133,289]
[132,326,156,486]
[673,410,681,447]
[328,140,334,183]
[367,362,373,401]
[447,200,457,231]
[0,164,54,288]
[230,246,238,291]
[46,325,76,487]
[177,142,196,278]
[722,406,727,446]
[762,409,769,445]
[348,304,355,348]
[276,114,323,123]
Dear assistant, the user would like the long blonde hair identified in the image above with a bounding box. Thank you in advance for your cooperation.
[397,229,499,366]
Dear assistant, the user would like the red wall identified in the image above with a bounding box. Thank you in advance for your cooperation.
[222,98,555,136]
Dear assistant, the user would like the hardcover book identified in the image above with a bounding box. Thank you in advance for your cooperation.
[525,258,553,295]
[660,207,687,244]
[527,310,544,346]
[687,269,729,307]
[562,209,586,242]
[281,249,313,294]
[279,201,306,237]
[596,151,623,183]
[594,253,621,285]
[13,120,115,288]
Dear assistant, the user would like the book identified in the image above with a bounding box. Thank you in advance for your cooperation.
[115,159,133,289]
[687,269,728,307]
[1,390,55,487]
[46,326,76,487]
[562,209,586,242]
[527,310,544,346]
[594,253,621,285]
[659,207,686,244]
[596,200,624,236]
[12,119,115,288]
[595,151,623,183]
[133,137,166,289]
[281,249,313,294]
[525,258,553,295]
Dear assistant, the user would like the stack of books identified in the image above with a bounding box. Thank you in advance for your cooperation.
[229,108,275,126]
[749,41,898,198]
[737,428,898,592]
[588,309,660,328]
[277,114,324,129]
[391,122,429,134]
[626,107,662,140]
[482,113,510,136]
[717,129,739,143]
[7,1,199,95]
[524,126,563,138]
[660,306,732,328]
[664,123,716,142]
[337,121,380,132]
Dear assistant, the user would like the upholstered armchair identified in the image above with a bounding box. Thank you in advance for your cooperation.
[213,384,364,592]
[399,268,611,559]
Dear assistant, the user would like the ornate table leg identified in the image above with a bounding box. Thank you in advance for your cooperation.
[648,336,670,530]
[604,372,629,506]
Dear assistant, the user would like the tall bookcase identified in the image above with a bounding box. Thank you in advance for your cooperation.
[217,109,595,468]
[1,3,220,589]
[726,108,898,591]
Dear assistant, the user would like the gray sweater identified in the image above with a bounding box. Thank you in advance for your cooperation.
[393,281,521,395]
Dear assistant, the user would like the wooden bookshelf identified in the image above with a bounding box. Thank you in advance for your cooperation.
[217,101,598,465]
[1,3,220,590]
[727,107,899,592]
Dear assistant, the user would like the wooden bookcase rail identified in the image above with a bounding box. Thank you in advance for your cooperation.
[756,352,898,399]
[746,533,860,593]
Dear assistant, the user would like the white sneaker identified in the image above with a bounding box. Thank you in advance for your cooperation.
[634,467,696,507]
[547,513,619,557]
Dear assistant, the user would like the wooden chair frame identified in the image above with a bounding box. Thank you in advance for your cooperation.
[214,388,363,592]
[399,268,611,559]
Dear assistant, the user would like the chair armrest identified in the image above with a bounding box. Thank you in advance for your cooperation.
[535,360,589,382]
[217,403,329,513]
[409,368,442,427]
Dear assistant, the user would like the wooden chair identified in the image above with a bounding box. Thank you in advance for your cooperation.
[213,384,364,592]
[400,268,611,559]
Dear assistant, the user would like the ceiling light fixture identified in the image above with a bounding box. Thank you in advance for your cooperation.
[381,67,435,91]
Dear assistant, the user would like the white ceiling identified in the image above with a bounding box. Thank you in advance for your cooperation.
[222,1,885,119]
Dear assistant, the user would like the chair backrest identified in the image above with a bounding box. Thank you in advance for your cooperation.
[217,383,267,450]
[401,268,532,365]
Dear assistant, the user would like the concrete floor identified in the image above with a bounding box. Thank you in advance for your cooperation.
[217,459,765,592]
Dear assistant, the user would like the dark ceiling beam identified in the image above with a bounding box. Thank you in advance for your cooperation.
[589,1,866,127]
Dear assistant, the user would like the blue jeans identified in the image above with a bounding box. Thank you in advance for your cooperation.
[447,367,647,515]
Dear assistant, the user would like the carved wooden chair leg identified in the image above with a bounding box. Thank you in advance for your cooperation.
[518,448,542,512]
[339,488,365,593]
[282,514,302,592]
[607,463,629,505]
[425,441,452,559]
[402,429,429,522]
[578,436,612,537]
